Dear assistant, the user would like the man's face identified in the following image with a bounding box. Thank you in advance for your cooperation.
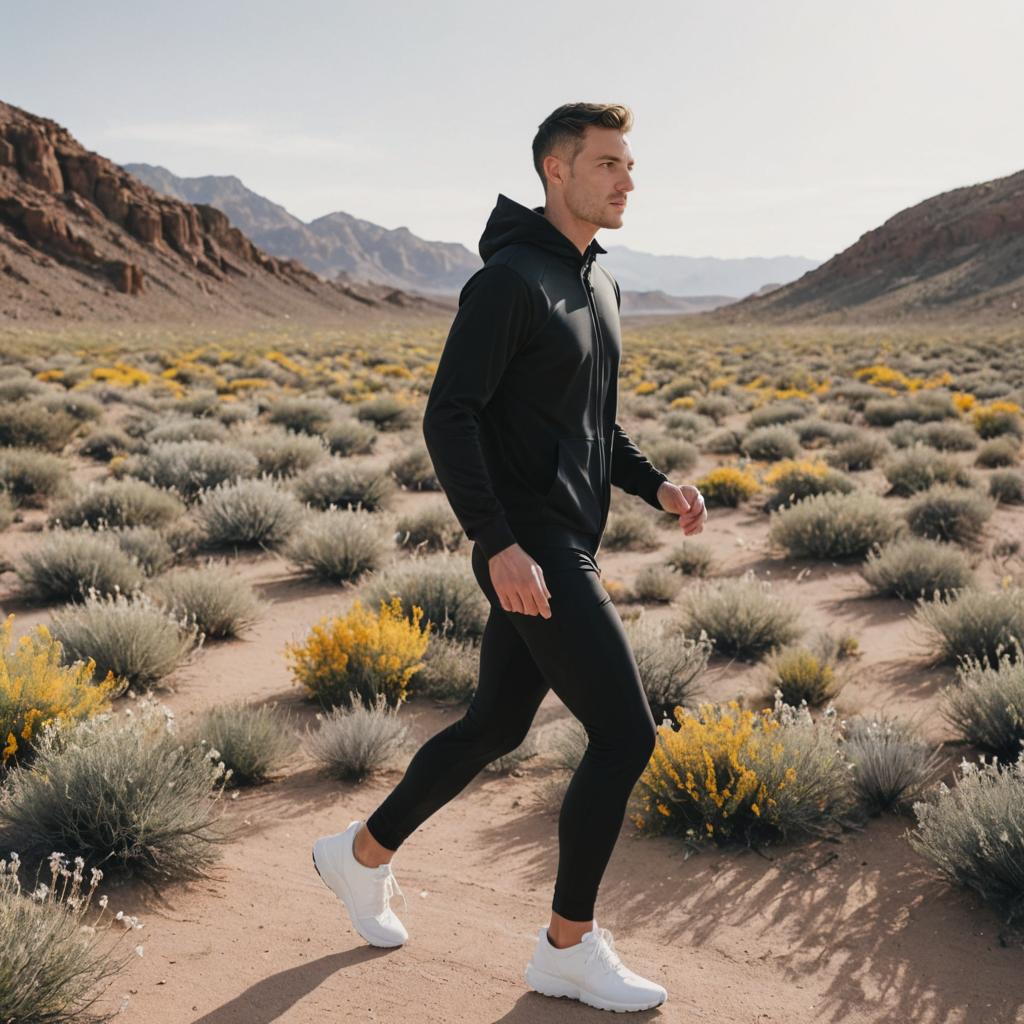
[558,126,634,229]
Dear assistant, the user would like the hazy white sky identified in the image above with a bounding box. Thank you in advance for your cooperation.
[6,0,1022,260]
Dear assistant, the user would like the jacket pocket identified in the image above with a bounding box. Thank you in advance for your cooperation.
[544,436,603,534]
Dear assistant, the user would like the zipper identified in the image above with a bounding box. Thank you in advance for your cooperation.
[581,254,607,533]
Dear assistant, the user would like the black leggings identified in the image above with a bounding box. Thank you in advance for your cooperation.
[365,535,658,922]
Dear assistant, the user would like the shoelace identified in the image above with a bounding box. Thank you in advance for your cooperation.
[584,927,626,974]
[376,867,408,918]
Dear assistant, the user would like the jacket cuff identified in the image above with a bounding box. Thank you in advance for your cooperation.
[473,517,518,559]
[639,471,669,511]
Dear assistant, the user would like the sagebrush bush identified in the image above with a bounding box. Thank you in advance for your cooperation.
[907,755,1024,926]
[286,596,430,708]
[631,695,857,846]
[972,401,1023,440]
[147,415,229,444]
[763,644,843,708]
[626,615,712,725]
[665,539,715,578]
[914,586,1024,668]
[826,432,891,472]
[111,524,177,576]
[746,400,813,429]
[631,564,684,603]
[940,644,1024,763]
[267,395,339,435]
[843,713,944,815]
[195,476,304,549]
[294,459,396,511]
[285,507,388,582]
[904,484,996,545]
[741,425,801,461]
[883,445,974,496]
[0,448,69,508]
[768,490,899,561]
[701,427,744,455]
[16,529,145,604]
[389,448,439,491]
[239,424,327,477]
[181,699,299,786]
[642,437,700,474]
[0,401,79,451]
[410,632,481,703]
[601,508,661,551]
[761,458,854,511]
[860,536,974,600]
[0,492,13,532]
[304,690,409,781]
[78,425,135,462]
[975,436,1020,468]
[50,591,202,690]
[0,697,234,882]
[50,478,184,530]
[394,505,465,553]
[353,395,417,431]
[676,573,802,660]
[148,564,265,640]
[324,417,377,456]
[123,439,259,500]
[989,469,1024,504]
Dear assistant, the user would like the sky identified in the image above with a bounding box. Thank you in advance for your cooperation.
[4,0,1022,262]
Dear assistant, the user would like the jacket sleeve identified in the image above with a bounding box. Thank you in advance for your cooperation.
[422,263,533,559]
[609,275,669,511]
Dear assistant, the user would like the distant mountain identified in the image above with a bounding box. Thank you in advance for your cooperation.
[124,163,480,294]
[710,168,1024,324]
[619,289,735,315]
[0,101,446,324]
[599,246,820,298]
[125,165,813,302]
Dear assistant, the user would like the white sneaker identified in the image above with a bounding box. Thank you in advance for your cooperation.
[312,819,408,947]
[524,921,668,1012]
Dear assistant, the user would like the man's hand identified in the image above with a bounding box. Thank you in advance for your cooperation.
[488,544,553,618]
[656,481,708,536]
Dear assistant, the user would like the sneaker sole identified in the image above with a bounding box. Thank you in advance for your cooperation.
[524,963,666,1012]
[311,842,405,949]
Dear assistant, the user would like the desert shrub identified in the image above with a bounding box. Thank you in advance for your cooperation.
[768,490,898,561]
[860,536,974,600]
[741,425,801,461]
[16,530,145,603]
[0,492,13,532]
[864,393,955,426]
[913,586,1024,668]
[353,395,417,431]
[904,484,996,545]
[78,425,136,462]
[148,564,265,641]
[914,421,979,452]
[286,596,430,709]
[284,507,388,582]
[631,695,857,846]
[693,395,733,423]
[940,644,1024,764]
[695,465,759,507]
[746,400,813,429]
[665,539,715,578]
[50,591,202,690]
[360,554,489,642]
[975,436,1021,468]
[972,401,1023,440]
[50,478,185,530]
[626,615,712,725]
[107,525,177,576]
[410,633,480,703]
[643,437,700,474]
[883,446,974,496]
[632,564,684,603]
[761,458,855,511]
[0,448,69,507]
[989,469,1024,504]
[701,427,744,455]
[123,439,258,500]
[843,713,944,815]
[324,417,377,456]
[763,642,843,708]
[394,505,465,553]
[676,573,802,660]
[789,417,858,448]
[239,424,326,477]
[304,690,409,781]
[0,697,233,881]
[0,615,122,774]
[0,850,142,1024]
[180,699,299,787]
[830,380,879,410]
[267,396,339,435]
[601,509,661,551]
[147,415,229,444]
[0,402,79,451]
[907,756,1024,926]
[195,476,304,549]
[293,458,396,512]
[664,410,715,440]
[389,448,439,491]
[826,432,891,471]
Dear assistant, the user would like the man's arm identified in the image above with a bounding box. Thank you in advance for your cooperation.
[422,263,534,559]
[609,275,669,511]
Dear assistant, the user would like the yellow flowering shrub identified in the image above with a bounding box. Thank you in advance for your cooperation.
[669,396,696,409]
[972,400,1022,439]
[952,391,977,413]
[90,362,152,387]
[763,458,831,486]
[1,614,121,770]
[696,466,760,507]
[285,596,431,708]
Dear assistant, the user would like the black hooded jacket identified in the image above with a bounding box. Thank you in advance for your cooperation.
[422,192,669,560]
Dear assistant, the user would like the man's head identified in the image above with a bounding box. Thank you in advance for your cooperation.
[531,102,635,230]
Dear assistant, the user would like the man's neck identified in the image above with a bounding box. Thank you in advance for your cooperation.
[540,201,597,258]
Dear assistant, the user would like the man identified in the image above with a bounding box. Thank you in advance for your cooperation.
[311,101,707,1013]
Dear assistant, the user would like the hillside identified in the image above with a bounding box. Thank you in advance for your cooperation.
[709,167,1024,324]
[0,101,447,325]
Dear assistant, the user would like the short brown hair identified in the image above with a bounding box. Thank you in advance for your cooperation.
[532,103,634,193]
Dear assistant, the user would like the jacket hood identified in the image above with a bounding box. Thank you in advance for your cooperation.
[478,193,607,265]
